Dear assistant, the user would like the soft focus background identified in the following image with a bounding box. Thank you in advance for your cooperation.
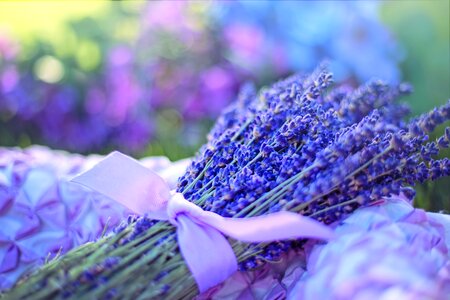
[0,1,448,210]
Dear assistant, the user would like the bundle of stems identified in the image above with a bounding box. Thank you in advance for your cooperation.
[4,67,450,299]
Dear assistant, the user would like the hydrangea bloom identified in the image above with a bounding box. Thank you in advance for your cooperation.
[0,146,189,290]
[292,197,450,299]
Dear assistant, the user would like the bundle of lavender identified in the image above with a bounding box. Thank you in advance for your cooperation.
[4,67,450,299]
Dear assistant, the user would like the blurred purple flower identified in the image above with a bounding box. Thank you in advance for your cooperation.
[215,1,402,82]
[197,67,236,117]
[143,1,188,33]
[0,32,19,61]
[224,23,265,67]
[0,1,404,155]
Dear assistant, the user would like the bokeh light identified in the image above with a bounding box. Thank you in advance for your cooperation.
[34,55,65,83]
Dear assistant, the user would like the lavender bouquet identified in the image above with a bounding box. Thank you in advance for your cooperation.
[4,67,449,299]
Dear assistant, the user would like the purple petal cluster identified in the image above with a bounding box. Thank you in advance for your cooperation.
[0,147,130,290]
[0,146,189,290]
[177,66,450,270]
[290,197,450,299]
[214,1,402,82]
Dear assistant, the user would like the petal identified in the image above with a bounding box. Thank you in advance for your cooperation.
[14,209,41,240]
[35,182,60,210]
[22,168,56,207]
[0,231,10,244]
[0,244,19,273]
[36,201,67,229]
[0,188,14,215]
[18,245,40,263]
[46,234,74,257]
[58,181,92,223]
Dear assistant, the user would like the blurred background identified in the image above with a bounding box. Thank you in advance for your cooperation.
[0,1,448,210]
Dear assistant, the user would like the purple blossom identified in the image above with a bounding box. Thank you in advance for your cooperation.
[290,196,450,299]
[214,1,402,82]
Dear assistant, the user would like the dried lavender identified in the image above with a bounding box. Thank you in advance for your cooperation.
[4,67,449,299]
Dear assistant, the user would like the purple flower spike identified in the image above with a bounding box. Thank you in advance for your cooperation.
[0,245,19,273]
[0,189,13,214]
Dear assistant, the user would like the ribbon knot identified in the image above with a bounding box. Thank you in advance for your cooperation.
[166,192,203,225]
[71,152,334,293]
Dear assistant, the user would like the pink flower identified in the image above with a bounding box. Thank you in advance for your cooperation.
[224,23,265,67]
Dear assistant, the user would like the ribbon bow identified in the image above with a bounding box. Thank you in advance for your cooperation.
[71,152,334,292]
